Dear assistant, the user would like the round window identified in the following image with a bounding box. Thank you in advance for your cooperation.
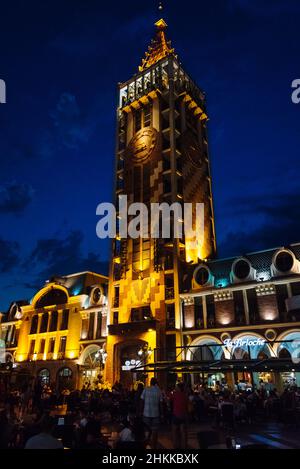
[194,266,210,286]
[275,251,294,272]
[233,259,251,280]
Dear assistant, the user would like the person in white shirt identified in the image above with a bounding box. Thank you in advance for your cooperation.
[141,378,163,449]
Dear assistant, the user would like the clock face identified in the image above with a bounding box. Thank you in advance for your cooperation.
[182,131,203,168]
[127,127,157,164]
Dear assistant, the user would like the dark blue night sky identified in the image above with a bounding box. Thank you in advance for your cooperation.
[0,0,300,310]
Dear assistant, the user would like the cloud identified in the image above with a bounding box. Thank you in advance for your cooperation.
[49,92,95,150]
[0,238,19,272]
[218,192,300,257]
[0,181,34,214]
[27,230,108,280]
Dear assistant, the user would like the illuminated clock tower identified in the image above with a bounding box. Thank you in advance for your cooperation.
[105,18,216,386]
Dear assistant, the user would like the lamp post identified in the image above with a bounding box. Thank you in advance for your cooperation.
[137,343,153,384]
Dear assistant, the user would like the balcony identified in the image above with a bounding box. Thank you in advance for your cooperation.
[108,319,157,336]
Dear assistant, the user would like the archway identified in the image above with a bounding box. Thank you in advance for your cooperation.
[115,340,148,390]
[57,367,73,392]
[78,344,105,389]
[38,368,50,386]
[274,330,300,388]
[186,336,227,389]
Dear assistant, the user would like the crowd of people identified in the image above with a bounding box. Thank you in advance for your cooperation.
[0,377,299,449]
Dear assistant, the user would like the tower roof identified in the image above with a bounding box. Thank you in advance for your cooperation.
[139,18,175,72]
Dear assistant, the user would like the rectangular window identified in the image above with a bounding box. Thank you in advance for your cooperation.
[59,336,67,353]
[247,289,258,324]
[143,104,151,127]
[39,339,45,354]
[135,109,142,132]
[206,295,215,328]
[291,282,300,296]
[96,311,102,339]
[275,284,288,321]
[233,291,245,325]
[60,309,69,330]
[87,312,95,340]
[48,337,55,354]
[113,311,119,325]
[166,334,176,361]
[195,297,204,329]
[113,286,120,308]
[29,340,35,355]
[166,303,175,330]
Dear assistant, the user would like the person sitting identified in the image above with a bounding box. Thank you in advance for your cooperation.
[25,414,63,449]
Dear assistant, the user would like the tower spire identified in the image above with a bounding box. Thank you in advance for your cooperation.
[138,14,174,72]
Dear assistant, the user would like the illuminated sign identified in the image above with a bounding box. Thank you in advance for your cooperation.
[122,359,142,371]
[223,338,266,351]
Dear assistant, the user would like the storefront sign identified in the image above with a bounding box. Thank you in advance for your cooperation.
[223,338,266,351]
[121,359,142,371]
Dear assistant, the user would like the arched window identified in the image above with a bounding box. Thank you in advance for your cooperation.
[278,348,291,359]
[30,315,38,334]
[36,288,68,308]
[38,368,50,385]
[57,367,73,392]
[58,367,72,378]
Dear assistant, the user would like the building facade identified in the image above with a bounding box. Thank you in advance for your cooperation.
[0,272,108,391]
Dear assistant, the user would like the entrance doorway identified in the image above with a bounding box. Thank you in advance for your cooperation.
[119,343,147,389]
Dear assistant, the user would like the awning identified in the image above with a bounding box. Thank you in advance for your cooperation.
[132,358,300,374]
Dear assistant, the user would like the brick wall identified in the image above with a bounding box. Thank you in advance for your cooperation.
[257,294,279,322]
[215,300,235,326]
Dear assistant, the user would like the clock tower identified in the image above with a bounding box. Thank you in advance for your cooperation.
[105,18,216,386]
